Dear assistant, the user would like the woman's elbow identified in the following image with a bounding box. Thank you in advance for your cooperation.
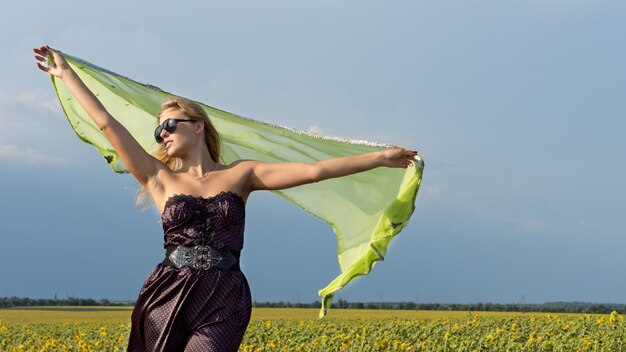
[98,121,109,132]
[309,162,323,184]
[96,112,116,131]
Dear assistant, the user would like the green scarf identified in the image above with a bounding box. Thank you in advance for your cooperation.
[48,49,424,317]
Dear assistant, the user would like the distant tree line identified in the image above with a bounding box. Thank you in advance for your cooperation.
[1,296,624,314]
[251,299,626,314]
[0,296,133,307]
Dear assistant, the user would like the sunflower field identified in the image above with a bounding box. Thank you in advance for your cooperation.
[0,308,624,351]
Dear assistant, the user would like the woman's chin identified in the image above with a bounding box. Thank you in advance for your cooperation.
[166,148,189,159]
[165,148,179,158]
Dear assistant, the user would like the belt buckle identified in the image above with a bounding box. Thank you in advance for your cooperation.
[170,245,223,270]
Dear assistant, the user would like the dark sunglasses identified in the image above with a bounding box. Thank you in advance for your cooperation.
[154,118,196,143]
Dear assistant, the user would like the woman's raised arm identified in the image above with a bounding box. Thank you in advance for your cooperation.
[34,45,162,187]
[242,147,418,192]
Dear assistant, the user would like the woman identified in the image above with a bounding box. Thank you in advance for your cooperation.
[34,45,417,351]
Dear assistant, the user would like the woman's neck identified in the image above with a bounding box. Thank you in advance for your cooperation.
[178,142,220,177]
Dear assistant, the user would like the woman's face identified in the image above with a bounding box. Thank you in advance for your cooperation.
[158,108,200,157]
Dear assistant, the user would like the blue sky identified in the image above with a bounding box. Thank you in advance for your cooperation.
[1,0,625,305]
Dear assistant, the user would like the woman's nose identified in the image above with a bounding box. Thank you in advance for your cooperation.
[160,128,169,139]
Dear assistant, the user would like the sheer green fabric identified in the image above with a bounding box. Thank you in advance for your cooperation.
[48,49,424,317]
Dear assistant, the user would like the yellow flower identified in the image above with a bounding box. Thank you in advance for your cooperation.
[527,332,541,344]
[470,317,479,326]
[582,337,591,350]
[609,311,622,327]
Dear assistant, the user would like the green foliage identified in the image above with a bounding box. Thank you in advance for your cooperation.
[1,311,624,351]
[240,312,626,351]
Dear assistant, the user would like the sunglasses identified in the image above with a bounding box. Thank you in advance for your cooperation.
[154,118,196,143]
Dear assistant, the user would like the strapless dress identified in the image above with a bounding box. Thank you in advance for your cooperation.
[127,191,251,352]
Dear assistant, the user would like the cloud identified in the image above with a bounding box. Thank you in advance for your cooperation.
[0,89,62,115]
[0,88,69,147]
[308,125,325,134]
[0,144,69,164]
[15,92,61,114]
[427,186,440,195]
[490,217,550,235]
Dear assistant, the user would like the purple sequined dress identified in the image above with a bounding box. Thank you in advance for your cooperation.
[127,191,252,352]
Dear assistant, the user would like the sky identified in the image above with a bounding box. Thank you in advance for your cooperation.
[1,0,625,305]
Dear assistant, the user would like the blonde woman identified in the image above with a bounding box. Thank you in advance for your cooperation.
[34,45,417,352]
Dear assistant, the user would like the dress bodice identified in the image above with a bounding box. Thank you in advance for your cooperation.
[161,191,246,252]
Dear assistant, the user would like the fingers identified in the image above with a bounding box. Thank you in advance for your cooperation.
[44,45,60,57]
[395,147,418,155]
[33,46,52,63]
[34,46,51,57]
[36,62,50,72]
[33,45,59,58]
[34,52,52,69]
[402,153,415,168]
[383,147,418,168]
[34,45,62,74]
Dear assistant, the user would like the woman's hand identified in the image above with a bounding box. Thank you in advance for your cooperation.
[380,147,418,169]
[33,45,71,79]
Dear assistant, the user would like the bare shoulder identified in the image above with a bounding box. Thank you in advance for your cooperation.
[229,158,259,166]
[227,159,262,173]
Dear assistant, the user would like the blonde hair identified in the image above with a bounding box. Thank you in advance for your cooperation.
[135,97,222,209]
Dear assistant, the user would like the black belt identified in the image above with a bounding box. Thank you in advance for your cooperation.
[162,245,240,271]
